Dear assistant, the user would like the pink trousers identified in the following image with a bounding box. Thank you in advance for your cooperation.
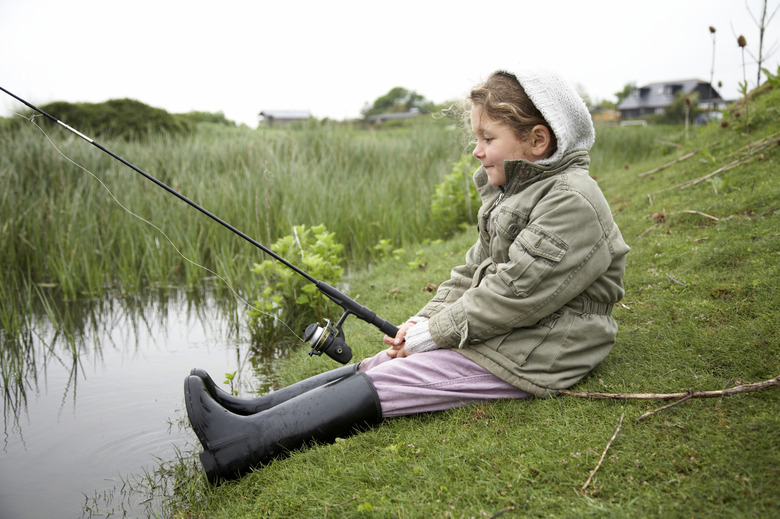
[358,349,530,418]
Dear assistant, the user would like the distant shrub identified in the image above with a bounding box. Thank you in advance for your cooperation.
[36,98,193,140]
[179,110,237,126]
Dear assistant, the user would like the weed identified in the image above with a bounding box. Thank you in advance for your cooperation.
[247,224,344,343]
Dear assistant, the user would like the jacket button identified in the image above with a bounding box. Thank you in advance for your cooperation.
[507,223,520,237]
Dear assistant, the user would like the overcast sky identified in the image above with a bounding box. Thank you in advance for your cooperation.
[1,0,777,126]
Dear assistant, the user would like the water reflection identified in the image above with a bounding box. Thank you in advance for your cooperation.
[0,288,298,518]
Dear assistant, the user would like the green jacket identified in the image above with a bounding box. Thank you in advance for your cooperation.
[419,150,630,397]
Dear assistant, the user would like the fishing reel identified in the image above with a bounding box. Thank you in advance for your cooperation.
[304,317,353,364]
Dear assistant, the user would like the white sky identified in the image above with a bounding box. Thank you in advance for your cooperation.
[1,0,778,127]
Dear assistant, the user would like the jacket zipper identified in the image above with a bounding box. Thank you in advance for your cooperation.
[484,191,505,233]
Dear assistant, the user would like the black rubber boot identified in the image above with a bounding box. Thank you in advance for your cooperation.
[184,371,382,484]
[189,363,360,415]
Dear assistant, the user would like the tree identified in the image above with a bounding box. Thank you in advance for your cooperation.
[614,82,637,106]
[659,91,702,124]
[361,87,434,118]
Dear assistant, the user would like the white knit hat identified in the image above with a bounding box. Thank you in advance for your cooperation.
[511,69,595,164]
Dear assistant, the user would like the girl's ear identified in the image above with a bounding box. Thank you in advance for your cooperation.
[529,125,553,158]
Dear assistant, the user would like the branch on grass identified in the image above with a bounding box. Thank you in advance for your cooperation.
[665,273,688,287]
[647,135,777,196]
[636,392,696,422]
[560,376,780,401]
[636,223,658,239]
[724,131,780,160]
[674,210,719,221]
[581,412,625,493]
[489,506,516,518]
[324,494,358,517]
[637,150,698,178]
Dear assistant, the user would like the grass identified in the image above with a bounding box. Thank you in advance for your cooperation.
[166,84,780,517]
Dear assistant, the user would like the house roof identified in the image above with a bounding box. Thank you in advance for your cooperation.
[259,110,311,120]
[366,109,422,122]
[617,79,722,110]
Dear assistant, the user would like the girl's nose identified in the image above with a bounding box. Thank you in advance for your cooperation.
[472,144,484,159]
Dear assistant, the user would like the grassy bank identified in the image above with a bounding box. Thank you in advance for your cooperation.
[169,85,779,517]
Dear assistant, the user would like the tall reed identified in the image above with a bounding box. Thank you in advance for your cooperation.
[1,119,461,299]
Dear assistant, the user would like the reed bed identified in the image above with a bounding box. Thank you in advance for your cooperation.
[2,120,458,296]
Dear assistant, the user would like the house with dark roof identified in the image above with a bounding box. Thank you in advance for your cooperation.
[258,110,312,126]
[617,79,728,120]
[366,107,423,124]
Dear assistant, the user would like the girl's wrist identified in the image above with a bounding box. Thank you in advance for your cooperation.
[404,321,438,354]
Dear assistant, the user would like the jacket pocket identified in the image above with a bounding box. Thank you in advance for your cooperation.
[490,311,562,365]
[497,226,568,297]
[490,207,527,261]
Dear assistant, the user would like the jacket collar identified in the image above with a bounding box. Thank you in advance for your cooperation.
[474,149,591,202]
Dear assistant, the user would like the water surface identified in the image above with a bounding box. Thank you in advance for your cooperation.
[1,290,289,518]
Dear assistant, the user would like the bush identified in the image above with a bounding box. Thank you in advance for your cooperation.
[248,225,345,344]
[178,110,236,126]
[35,98,193,140]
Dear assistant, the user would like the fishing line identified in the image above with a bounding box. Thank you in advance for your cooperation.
[16,111,305,342]
[2,85,399,364]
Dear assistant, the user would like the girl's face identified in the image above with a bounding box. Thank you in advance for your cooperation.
[470,105,535,187]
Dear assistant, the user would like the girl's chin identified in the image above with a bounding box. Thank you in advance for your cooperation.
[486,173,506,186]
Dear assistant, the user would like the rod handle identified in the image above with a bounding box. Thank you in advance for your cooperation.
[316,281,399,338]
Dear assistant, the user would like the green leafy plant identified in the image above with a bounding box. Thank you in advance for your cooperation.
[431,154,480,236]
[223,371,238,396]
[407,249,428,270]
[248,224,344,343]
[372,238,394,262]
[761,65,780,88]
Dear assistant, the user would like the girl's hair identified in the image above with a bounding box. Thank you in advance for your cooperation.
[469,71,558,154]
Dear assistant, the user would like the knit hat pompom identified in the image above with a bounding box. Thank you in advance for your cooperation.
[511,69,595,164]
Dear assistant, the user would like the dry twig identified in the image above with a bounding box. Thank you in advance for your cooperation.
[489,506,516,518]
[674,210,719,221]
[636,223,658,239]
[324,494,358,517]
[647,136,777,196]
[665,273,688,287]
[637,392,696,422]
[581,412,625,493]
[637,150,698,178]
[560,376,780,401]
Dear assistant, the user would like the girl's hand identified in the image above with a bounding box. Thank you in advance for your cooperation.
[385,344,412,358]
[382,321,416,357]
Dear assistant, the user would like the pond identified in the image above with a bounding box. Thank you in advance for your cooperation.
[0,290,292,518]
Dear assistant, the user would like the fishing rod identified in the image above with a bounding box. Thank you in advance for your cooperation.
[0,85,399,364]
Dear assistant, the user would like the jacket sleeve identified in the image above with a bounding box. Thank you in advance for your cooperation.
[428,185,617,349]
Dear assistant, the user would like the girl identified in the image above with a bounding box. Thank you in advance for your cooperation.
[185,68,630,483]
